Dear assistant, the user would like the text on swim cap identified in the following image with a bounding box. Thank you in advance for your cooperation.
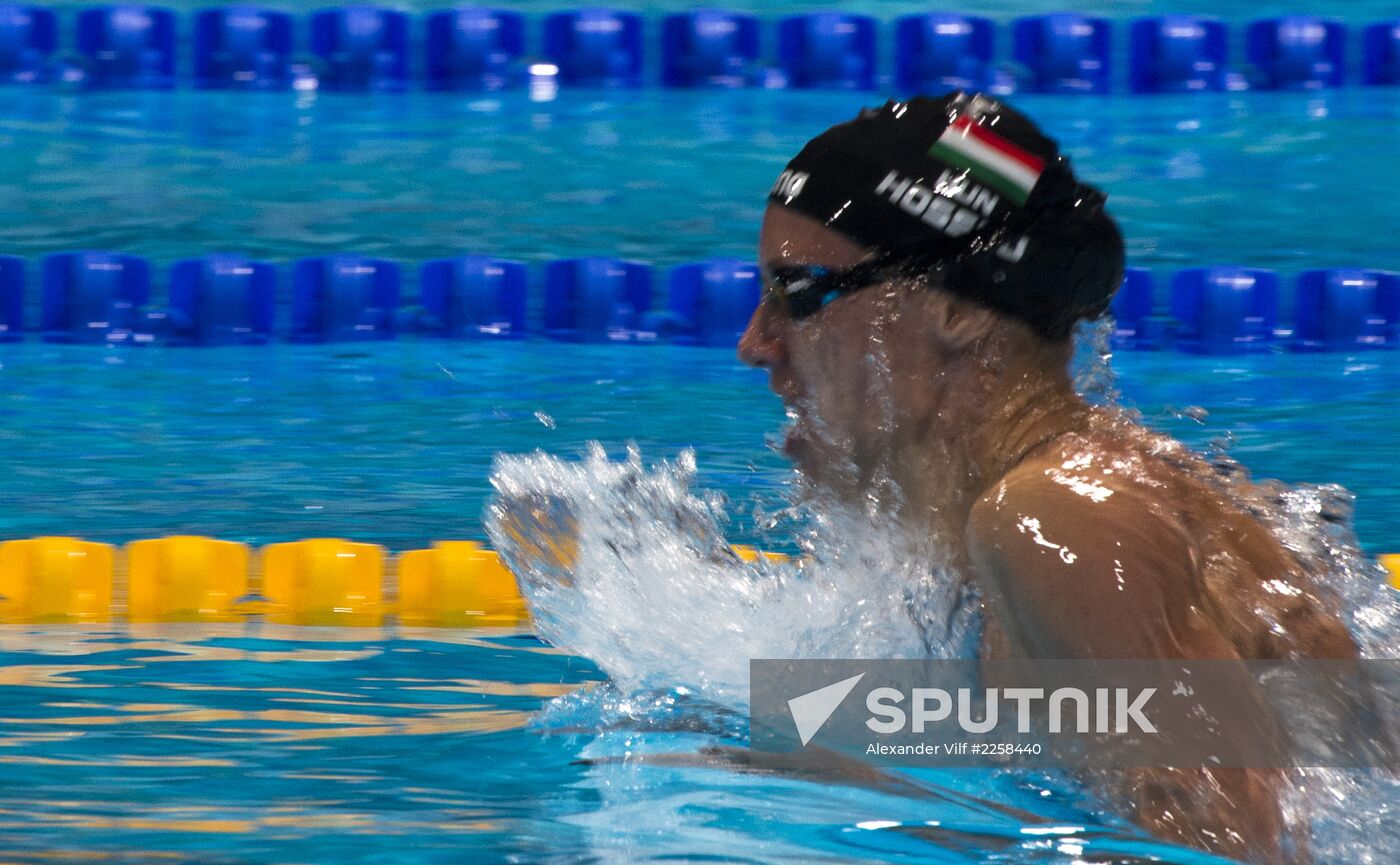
[771,170,809,203]
[875,170,1027,263]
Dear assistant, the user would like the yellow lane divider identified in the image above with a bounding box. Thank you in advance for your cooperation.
[0,536,791,626]
[127,535,249,622]
[0,536,114,623]
[398,541,528,628]
[5,535,1391,624]
[1382,554,1400,591]
[262,538,386,626]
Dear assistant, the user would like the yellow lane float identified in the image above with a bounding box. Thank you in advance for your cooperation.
[127,535,249,622]
[261,538,386,625]
[398,541,528,627]
[1381,554,1400,590]
[0,536,805,626]
[0,536,114,623]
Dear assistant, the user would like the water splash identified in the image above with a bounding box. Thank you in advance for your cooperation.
[486,444,979,709]
[1071,317,1123,408]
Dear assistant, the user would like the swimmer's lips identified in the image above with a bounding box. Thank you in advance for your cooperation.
[766,373,811,458]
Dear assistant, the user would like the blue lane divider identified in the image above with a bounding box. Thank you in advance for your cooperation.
[168,254,276,346]
[0,5,55,84]
[662,258,760,347]
[1246,17,1346,90]
[776,12,878,91]
[894,13,999,95]
[1295,269,1400,351]
[1128,16,1232,93]
[40,251,153,345]
[193,7,294,91]
[660,10,761,89]
[1112,266,1399,354]
[542,9,644,88]
[75,5,176,89]
[292,255,400,342]
[1365,22,1400,85]
[419,255,527,339]
[3,252,1399,353]
[1170,266,1281,355]
[1012,13,1112,94]
[1,7,1396,93]
[424,8,525,92]
[543,257,652,342]
[0,254,23,341]
[308,7,409,92]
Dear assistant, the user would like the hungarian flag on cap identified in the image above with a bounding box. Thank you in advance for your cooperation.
[928,114,1047,207]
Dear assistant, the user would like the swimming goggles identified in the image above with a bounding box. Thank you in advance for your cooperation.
[762,256,911,320]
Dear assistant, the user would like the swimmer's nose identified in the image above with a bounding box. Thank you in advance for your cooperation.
[738,301,788,369]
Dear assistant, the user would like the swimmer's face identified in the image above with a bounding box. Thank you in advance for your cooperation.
[741,206,963,493]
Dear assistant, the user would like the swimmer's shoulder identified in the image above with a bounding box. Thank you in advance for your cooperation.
[972,431,1192,540]
[965,439,1245,658]
[967,439,1196,584]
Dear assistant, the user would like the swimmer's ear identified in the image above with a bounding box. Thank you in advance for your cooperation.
[927,291,996,351]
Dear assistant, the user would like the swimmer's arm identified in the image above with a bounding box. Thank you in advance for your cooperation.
[492,491,580,587]
[966,475,1300,863]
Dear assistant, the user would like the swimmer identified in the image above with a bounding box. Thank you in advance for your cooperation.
[739,92,1361,865]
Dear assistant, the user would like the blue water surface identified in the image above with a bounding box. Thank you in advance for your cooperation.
[0,625,1249,865]
[2,88,1398,276]
[0,342,1397,553]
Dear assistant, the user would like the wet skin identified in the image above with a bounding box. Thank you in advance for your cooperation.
[739,206,1361,865]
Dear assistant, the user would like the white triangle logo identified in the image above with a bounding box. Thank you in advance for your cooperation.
[788,673,866,746]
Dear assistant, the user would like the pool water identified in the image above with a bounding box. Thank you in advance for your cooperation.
[3,88,1398,275]
[0,625,1283,865]
[0,341,1397,553]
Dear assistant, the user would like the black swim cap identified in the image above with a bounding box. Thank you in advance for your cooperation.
[767,92,1124,340]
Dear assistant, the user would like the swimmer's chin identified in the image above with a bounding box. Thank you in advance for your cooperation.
[784,419,806,453]
[783,424,808,459]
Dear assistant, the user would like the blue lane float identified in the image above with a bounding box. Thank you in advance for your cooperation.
[0,255,22,342]
[1110,267,1159,349]
[1246,17,1346,90]
[541,9,644,88]
[543,257,652,342]
[4,7,1400,93]
[3,252,1399,354]
[192,7,293,90]
[1171,266,1280,355]
[0,4,54,84]
[776,12,878,90]
[665,258,760,347]
[660,10,760,88]
[1364,21,1400,86]
[75,5,176,89]
[1294,269,1400,352]
[1012,13,1112,94]
[1128,16,1232,93]
[424,7,524,91]
[41,251,153,345]
[167,254,276,346]
[894,13,998,94]
[419,256,527,339]
[292,255,400,342]
[308,6,408,92]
